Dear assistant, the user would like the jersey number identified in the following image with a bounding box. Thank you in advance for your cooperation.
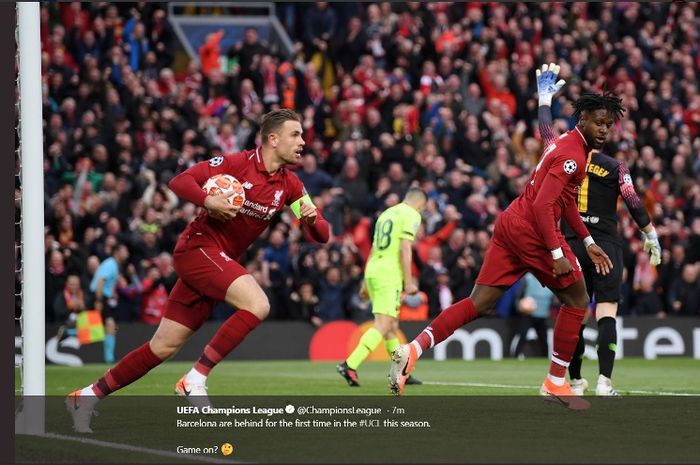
[374,219,394,251]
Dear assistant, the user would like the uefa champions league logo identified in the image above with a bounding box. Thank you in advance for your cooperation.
[563,159,577,174]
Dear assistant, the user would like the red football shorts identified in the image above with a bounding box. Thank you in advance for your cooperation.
[164,232,248,330]
[476,211,583,291]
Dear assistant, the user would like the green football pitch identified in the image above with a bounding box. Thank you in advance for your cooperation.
[26,357,700,396]
[15,358,700,464]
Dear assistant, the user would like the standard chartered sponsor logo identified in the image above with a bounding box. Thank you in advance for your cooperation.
[239,199,273,220]
[243,199,268,213]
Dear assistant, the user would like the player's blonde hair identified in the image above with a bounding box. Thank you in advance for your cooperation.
[260,109,301,141]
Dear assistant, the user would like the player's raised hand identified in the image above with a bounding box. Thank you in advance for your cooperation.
[642,230,662,266]
[298,199,317,226]
[204,190,239,221]
[536,62,566,106]
[552,256,574,277]
[587,244,613,275]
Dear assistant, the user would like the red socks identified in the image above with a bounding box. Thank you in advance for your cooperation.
[93,342,163,397]
[91,310,262,397]
[194,309,261,376]
[414,298,478,352]
[549,306,587,378]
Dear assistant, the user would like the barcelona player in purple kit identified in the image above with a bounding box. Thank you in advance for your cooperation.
[390,64,622,410]
[66,109,330,432]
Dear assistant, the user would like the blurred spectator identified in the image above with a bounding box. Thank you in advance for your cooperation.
[296,153,336,197]
[262,229,292,319]
[123,8,150,72]
[668,263,700,316]
[289,281,322,326]
[53,272,86,324]
[45,249,68,324]
[199,29,224,77]
[227,27,269,80]
[304,2,337,53]
[419,247,447,317]
[316,266,346,323]
[513,273,554,359]
[337,156,369,212]
[436,267,454,311]
[36,2,700,328]
[657,243,686,313]
[347,287,373,323]
[139,262,170,325]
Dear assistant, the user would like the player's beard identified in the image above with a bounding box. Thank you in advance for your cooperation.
[585,135,603,150]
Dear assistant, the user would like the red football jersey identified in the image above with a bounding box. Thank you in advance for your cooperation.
[506,127,590,250]
[169,147,307,258]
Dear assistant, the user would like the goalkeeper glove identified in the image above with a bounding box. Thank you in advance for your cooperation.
[536,62,566,106]
[642,228,662,266]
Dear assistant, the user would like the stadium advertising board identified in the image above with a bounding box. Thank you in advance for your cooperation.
[38,317,700,365]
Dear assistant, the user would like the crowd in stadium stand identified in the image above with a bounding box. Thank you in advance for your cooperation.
[32,2,700,334]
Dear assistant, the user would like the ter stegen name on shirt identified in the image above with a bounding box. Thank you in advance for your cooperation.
[178,405,285,416]
[586,163,609,178]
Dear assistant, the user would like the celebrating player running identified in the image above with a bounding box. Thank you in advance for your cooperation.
[66,109,330,433]
[389,63,620,411]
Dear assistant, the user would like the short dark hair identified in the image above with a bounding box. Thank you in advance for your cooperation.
[260,109,301,141]
[404,187,427,202]
[573,91,625,122]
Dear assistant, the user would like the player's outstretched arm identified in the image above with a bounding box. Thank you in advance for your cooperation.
[536,63,566,147]
[617,162,662,266]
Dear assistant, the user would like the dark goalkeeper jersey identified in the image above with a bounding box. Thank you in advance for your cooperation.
[562,150,650,244]
[536,105,651,245]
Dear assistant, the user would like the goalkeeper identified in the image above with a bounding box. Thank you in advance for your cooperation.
[536,64,663,396]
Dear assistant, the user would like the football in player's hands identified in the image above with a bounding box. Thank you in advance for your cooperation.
[202,174,245,221]
[202,174,245,207]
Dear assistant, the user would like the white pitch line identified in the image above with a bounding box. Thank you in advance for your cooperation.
[624,389,700,396]
[423,381,536,390]
[35,432,246,464]
[422,381,700,396]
